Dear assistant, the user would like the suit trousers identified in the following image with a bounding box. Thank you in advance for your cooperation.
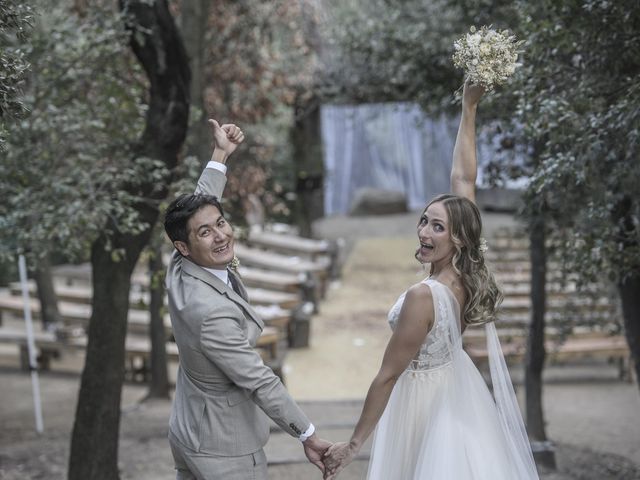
[169,434,268,480]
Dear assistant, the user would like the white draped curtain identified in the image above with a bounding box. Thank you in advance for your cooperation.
[321,102,513,215]
[321,103,457,215]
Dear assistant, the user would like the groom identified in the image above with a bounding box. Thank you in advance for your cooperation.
[164,120,330,479]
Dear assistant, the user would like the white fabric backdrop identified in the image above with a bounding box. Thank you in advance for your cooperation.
[320,102,509,215]
[321,103,456,215]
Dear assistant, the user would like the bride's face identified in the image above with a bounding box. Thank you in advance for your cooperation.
[415,202,455,265]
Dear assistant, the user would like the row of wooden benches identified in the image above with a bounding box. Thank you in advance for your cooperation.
[0,326,280,383]
[0,228,339,382]
[464,228,632,380]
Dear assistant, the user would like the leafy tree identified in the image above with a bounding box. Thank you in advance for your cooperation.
[0,0,34,150]
[317,0,518,112]
[0,2,149,264]
[66,0,190,477]
[512,0,640,387]
[0,0,33,286]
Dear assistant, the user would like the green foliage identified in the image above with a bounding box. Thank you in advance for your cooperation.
[513,0,640,284]
[0,2,160,264]
[318,0,518,112]
[0,0,35,149]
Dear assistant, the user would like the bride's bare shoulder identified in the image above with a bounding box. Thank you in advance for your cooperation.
[403,282,434,310]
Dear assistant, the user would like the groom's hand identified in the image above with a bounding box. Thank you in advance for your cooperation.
[209,118,245,163]
[303,434,332,474]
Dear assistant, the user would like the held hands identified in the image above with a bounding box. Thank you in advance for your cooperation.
[208,118,245,162]
[303,434,333,475]
[322,441,358,480]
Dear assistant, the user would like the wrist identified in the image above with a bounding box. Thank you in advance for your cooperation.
[300,422,316,443]
[211,148,229,164]
[462,103,478,114]
[348,438,362,452]
[302,432,317,445]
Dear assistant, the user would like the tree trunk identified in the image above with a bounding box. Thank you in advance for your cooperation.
[618,274,640,387]
[613,195,640,389]
[146,238,170,399]
[32,254,62,330]
[68,1,189,478]
[525,217,556,468]
[180,0,211,164]
[68,236,137,479]
[291,95,324,237]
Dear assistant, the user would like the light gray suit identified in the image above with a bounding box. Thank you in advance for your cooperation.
[167,167,310,479]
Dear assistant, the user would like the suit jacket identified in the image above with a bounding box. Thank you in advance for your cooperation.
[167,167,310,456]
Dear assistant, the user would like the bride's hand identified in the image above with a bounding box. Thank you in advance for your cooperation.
[322,442,357,480]
[462,79,485,108]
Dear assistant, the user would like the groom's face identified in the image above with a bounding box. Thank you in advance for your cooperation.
[176,204,235,270]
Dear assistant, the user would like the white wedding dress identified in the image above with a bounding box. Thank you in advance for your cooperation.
[367,279,539,479]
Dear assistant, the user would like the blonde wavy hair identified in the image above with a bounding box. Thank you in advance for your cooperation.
[424,194,503,326]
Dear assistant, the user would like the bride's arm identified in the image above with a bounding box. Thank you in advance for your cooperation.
[323,284,434,479]
[450,81,484,204]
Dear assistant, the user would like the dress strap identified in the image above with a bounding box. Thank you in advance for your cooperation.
[423,279,463,345]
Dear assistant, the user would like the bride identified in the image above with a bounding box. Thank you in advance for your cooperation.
[322,82,539,480]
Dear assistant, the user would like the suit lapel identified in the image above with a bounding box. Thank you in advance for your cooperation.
[182,258,264,330]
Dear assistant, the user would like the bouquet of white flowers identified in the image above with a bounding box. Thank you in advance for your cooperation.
[452,26,523,91]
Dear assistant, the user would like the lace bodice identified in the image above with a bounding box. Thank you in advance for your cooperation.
[387,279,459,371]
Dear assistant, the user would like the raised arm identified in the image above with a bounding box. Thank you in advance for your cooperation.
[209,119,244,164]
[450,82,485,203]
[322,284,434,479]
[194,119,244,197]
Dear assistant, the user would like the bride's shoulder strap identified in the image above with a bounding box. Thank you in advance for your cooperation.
[423,279,463,339]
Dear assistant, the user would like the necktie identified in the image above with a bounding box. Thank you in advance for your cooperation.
[227,269,248,302]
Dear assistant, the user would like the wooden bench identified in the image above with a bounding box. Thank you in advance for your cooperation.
[465,334,631,380]
[246,230,332,260]
[10,281,302,311]
[0,294,293,344]
[234,244,330,298]
[0,325,282,382]
[474,227,630,380]
[0,294,174,337]
[52,263,148,286]
[9,282,148,308]
[52,258,320,313]
[246,228,342,279]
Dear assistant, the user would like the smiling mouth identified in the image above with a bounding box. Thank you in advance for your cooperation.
[419,242,434,250]
[213,244,230,254]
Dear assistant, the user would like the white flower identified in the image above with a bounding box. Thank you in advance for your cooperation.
[468,33,482,47]
[452,25,523,91]
[478,238,489,253]
[229,256,241,270]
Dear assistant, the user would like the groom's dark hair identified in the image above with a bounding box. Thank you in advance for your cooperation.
[164,193,225,245]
